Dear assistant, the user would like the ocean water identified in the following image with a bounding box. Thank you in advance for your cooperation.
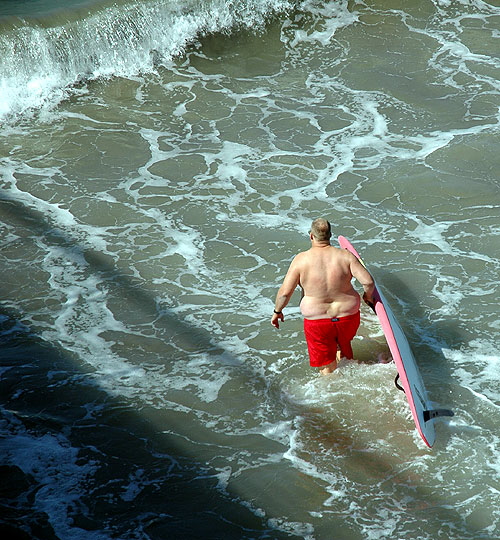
[0,0,499,538]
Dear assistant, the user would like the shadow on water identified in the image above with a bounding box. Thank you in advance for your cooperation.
[373,268,458,401]
[0,193,300,539]
[0,195,494,539]
[0,304,300,540]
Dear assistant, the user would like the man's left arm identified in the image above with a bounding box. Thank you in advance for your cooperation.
[350,258,375,305]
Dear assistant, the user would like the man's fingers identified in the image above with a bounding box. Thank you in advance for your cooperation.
[271,312,285,329]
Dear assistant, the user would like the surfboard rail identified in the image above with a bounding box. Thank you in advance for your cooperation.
[338,236,453,447]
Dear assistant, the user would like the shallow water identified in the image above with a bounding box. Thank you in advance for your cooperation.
[1,0,499,538]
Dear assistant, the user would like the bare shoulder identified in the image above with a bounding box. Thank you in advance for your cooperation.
[290,250,309,267]
[334,247,362,272]
[332,246,356,261]
[341,248,359,262]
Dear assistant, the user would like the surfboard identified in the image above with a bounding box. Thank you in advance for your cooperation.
[338,236,453,447]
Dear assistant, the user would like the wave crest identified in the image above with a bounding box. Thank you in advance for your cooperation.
[0,0,296,121]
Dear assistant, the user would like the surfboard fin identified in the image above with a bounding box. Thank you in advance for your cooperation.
[423,409,454,422]
[394,374,454,422]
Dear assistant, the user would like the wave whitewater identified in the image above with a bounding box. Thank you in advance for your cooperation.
[0,0,296,121]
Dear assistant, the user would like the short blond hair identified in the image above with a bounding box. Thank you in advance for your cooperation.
[310,218,331,241]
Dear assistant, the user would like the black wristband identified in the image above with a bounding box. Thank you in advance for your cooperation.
[273,310,282,314]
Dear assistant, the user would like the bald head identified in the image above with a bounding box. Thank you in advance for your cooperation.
[310,218,331,242]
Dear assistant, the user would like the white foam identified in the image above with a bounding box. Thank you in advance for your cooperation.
[1,1,500,537]
[445,341,500,404]
[2,411,111,540]
[285,0,358,47]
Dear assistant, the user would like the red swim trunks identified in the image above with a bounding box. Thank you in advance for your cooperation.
[303,312,360,367]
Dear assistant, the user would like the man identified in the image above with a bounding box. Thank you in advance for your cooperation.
[271,218,375,375]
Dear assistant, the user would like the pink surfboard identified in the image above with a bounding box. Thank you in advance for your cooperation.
[338,236,453,447]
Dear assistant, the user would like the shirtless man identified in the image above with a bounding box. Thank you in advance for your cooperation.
[271,218,375,375]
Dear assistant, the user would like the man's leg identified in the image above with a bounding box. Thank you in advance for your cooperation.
[304,319,338,373]
[337,312,360,361]
[337,341,354,361]
[318,348,343,375]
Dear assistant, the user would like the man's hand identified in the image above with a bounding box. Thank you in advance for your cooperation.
[271,311,284,329]
[363,292,375,310]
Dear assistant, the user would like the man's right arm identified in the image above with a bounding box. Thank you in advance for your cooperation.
[271,256,301,328]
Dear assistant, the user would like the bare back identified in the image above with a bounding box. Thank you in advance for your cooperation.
[294,246,365,319]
